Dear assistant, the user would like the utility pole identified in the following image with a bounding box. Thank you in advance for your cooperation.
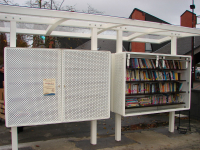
[39,0,42,8]
[190,0,195,88]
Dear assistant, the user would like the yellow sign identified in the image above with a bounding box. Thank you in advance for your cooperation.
[43,79,56,96]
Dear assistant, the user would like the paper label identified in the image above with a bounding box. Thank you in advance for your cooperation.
[43,79,56,96]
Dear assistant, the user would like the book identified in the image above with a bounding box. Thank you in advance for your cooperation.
[134,58,139,68]
[131,70,135,81]
[136,70,140,81]
[131,84,138,94]
[175,72,178,80]
[126,70,131,81]
[151,59,156,69]
[179,83,183,91]
[139,71,143,81]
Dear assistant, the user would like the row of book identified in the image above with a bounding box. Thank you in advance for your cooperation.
[127,58,183,69]
[125,82,183,94]
[126,70,180,81]
[125,94,182,107]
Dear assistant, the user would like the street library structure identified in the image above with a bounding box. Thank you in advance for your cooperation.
[0,4,199,150]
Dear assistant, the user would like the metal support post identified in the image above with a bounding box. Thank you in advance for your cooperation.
[90,120,97,145]
[116,29,123,53]
[91,27,97,50]
[115,113,121,141]
[10,20,18,150]
[169,111,175,132]
[171,36,177,55]
[90,27,98,145]
[115,29,123,141]
[169,36,177,132]
[11,127,18,150]
[10,21,16,47]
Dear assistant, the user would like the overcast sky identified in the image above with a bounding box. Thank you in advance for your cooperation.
[3,0,200,28]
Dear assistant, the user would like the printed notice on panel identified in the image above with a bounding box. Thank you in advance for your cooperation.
[43,79,56,96]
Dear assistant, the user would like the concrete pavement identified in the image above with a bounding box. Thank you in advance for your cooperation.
[0,112,200,150]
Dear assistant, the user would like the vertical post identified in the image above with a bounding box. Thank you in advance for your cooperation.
[10,21,16,47]
[169,36,177,133]
[115,29,123,141]
[171,36,177,55]
[91,120,97,145]
[169,111,175,132]
[10,20,18,150]
[116,29,123,53]
[91,27,97,51]
[115,113,121,141]
[11,127,18,150]
[90,27,97,145]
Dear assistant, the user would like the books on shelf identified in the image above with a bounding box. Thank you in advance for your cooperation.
[125,82,181,94]
[129,58,155,69]
[125,94,183,108]
[128,58,183,70]
[125,97,139,107]
[138,97,151,106]
[126,69,180,81]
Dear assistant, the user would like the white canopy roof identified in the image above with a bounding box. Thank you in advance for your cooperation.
[0,4,200,44]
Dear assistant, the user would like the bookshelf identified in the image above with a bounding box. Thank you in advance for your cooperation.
[111,52,191,117]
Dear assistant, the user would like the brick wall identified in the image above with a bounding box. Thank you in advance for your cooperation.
[130,9,145,52]
[181,10,196,28]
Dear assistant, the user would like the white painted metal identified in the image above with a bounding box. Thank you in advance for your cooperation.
[9,19,18,150]
[112,54,125,116]
[91,27,97,50]
[114,29,124,141]
[11,127,18,150]
[110,54,115,112]
[5,48,110,127]
[0,5,200,36]
[169,36,177,132]
[46,18,68,36]
[62,50,110,122]
[91,120,97,145]
[158,36,171,43]
[116,30,123,53]
[5,48,62,127]
[97,24,122,34]
[111,52,191,117]
[91,27,98,144]
[10,21,16,47]
[169,111,175,132]
[1,5,200,44]
[171,36,177,55]
[115,113,121,141]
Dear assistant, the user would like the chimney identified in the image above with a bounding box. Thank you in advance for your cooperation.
[130,9,145,52]
[180,10,196,28]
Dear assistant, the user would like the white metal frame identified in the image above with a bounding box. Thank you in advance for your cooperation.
[0,4,199,148]
[112,51,191,140]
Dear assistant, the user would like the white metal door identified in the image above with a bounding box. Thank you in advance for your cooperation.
[5,48,62,127]
[62,50,110,122]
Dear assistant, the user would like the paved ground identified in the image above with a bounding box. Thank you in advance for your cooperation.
[193,81,200,90]
[0,81,200,150]
[0,112,200,150]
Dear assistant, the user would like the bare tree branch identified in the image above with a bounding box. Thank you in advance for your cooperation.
[59,0,65,10]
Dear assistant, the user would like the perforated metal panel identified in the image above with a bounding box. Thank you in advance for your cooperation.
[62,50,110,122]
[113,53,125,116]
[5,48,62,127]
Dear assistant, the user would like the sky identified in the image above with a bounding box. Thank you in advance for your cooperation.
[2,0,200,28]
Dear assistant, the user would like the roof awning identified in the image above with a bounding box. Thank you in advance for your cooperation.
[0,4,200,44]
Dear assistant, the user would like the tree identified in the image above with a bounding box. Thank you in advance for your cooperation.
[0,0,18,5]
[16,34,29,47]
[0,33,7,64]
